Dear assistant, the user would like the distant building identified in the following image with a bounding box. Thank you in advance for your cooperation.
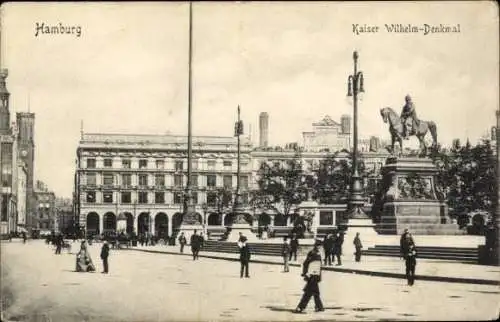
[55,197,74,234]
[302,115,351,152]
[16,112,35,230]
[75,132,253,237]
[34,181,56,231]
[259,112,269,148]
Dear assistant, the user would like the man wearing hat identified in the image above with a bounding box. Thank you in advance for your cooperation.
[238,235,251,278]
[100,241,110,274]
[294,240,324,313]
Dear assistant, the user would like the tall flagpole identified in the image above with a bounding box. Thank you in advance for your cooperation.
[180,1,200,229]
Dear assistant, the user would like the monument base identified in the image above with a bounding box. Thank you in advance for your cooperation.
[178,224,204,244]
[226,223,258,242]
[378,201,464,235]
[344,218,379,256]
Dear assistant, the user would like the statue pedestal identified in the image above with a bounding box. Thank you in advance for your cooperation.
[377,157,462,235]
[226,223,259,242]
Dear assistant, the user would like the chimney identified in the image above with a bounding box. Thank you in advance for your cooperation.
[259,112,269,148]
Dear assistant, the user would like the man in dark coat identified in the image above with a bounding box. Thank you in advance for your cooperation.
[100,241,110,274]
[190,230,202,260]
[238,236,251,278]
[55,233,63,254]
[178,232,187,253]
[289,233,299,261]
[323,234,334,266]
[400,231,417,285]
[353,232,363,262]
[294,241,324,313]
[334,231,344,266]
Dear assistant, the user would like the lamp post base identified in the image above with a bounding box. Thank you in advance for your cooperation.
[226,223,258,242]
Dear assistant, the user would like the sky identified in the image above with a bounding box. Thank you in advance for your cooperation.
[0,1,498,199]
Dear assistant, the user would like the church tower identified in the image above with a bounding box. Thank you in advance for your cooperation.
[0,69,10,134]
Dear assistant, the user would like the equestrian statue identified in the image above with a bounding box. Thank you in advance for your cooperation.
[380,95,437,155]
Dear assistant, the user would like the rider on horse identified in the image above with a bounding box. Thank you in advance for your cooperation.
[401,95,419,139]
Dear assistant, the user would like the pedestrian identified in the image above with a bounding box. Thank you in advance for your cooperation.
[353,232,363,262]
[22,231,27,244]
[400,231,417,285]
[178,232,187,253]
[294,240,324,313]
[100,241,110,274]
[238,236,251,278]
[289,233,299,261]
[323,234,334,266]
[55,233,63,254]
[334,231,344,266]
[282,236,291,272]
[190,230,201,260]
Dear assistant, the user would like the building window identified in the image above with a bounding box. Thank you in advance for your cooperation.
[122,159,131,169]
[155,192,165,204]
[192,192,198,204]
[175,160,184,171]
[86,191,95,203]
[103,173,114,186]
[86,173,96,186]
[319,211,333,225]
[207,160,216,170]
[207,174,217,187]
[139,159,148,169]
[192,160,198,170]
[104,158,113,168]
[1,195,8,221]
[156,160,164,169]
[87,158,96,168]
[223,175,232,188]
[223,160,232,169]
[242,192,249,205]
[240,175,249,189]
[103,192,113,203]
[174,174,183,188]
[138,174,148,186]
[207,191,217,206]
[155,174,165,186]
[138,191,148,204]
[122,174,132,187]
[173,192,183,204]
[241,161,249,170]
[190,174,198,187]
[121,192,131,204]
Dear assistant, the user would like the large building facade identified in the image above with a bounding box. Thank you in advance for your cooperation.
[75,133,253,237]
[34,181,56,231]
[302,115,352,152]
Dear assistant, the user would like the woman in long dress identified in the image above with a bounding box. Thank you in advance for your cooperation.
[75,241,96,272]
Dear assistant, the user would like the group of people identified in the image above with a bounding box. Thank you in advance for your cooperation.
[177,230,205,260]
[74,240,110,274]
[321,231,345,266]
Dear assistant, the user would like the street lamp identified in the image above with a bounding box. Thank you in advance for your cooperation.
[202,202,208,236]
[232,105,246,224]
[346,50,368,219]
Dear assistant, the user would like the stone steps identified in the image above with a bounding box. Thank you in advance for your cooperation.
[362,245,478,263]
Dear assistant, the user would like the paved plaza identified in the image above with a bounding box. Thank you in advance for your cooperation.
[1,240,499,322]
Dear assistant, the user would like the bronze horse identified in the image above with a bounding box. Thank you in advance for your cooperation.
[380,107,437,155]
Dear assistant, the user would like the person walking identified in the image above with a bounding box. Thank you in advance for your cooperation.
[401,231,417,285]
[190,230,201,260]
[100,241,110,274]
[334,231,344,266]
[294,240,324,313]
[323,234,334,266]
[282,236,291,272]
[289,233,299,262]
[22,232,27,244]
[353,232,363,262]
[55,233,63,255]
[178,232,187,253]
[238,236,251,278]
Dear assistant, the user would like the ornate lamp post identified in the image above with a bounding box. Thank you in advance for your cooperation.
[202,202,208,237]
[346,50,368,219]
